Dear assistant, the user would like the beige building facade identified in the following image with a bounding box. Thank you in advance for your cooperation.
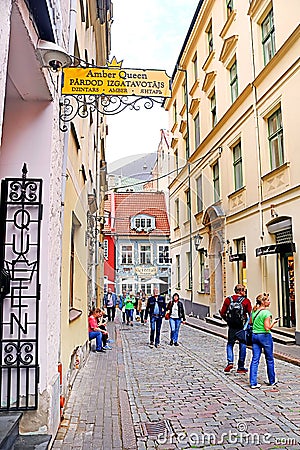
[165,0,300,342]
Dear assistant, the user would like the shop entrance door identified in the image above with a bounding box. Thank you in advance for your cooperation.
[280,253,295,328]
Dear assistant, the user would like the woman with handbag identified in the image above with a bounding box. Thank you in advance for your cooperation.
[166,293,186,346]
[249,293,280,389]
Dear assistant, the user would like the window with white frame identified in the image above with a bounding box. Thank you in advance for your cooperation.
[175,198,180,228]
[268,107,283,170]
[196,175,203,213]
[262,9,275,65]
[131,214,155,232]
[193,53,198,82]
[158,245,170,264]
[233,141,243,190]
[213,161,220,202]
[140,283,152,295]
[121,245,133,264]
[199,250,205,292]
[210,90,217,127]
[194,112,200,149]
[229,60,238,103]
[207,21,213,54]
[176,255,181,288]
[187,252,192,289]
[103,239,108,260]
[185,189,191,221]
[139,245,152,264]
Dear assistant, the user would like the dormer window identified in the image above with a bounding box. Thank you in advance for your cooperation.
[131,214,155,233]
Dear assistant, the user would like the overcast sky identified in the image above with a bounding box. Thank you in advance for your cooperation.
[106,0,199,164]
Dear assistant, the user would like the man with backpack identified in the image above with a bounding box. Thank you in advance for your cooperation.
[220,284,252,374]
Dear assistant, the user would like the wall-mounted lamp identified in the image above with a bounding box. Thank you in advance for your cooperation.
[194,233,203,251]
[270,204,279,218]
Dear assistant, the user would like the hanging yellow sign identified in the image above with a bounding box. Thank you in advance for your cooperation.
[62,63,171,98]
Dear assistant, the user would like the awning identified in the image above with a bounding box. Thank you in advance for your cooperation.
[256,242,296,257]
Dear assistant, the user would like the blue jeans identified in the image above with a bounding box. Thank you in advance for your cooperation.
[89,331,103,351]
[169,318,182,343]
[250,333,276,386]
[125,309,134,323]
[226,327,246,369]
[150,316,163,345]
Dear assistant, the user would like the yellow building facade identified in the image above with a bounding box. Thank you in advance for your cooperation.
[60,0,112,402]
[165,0,300,342]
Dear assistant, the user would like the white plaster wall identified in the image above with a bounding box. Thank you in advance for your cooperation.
[0,0,12,144]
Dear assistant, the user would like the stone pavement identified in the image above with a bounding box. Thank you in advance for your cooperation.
[51,315,300,449]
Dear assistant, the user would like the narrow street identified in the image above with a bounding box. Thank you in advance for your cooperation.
[52,315,300,450]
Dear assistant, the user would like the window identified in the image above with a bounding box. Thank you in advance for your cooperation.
[194,112,200,149]
[176,255,181,288]
[268,108,283,169]
[158,245,170,264]
[175,198,180,228]
[131,214,155,231]
[185,135,190,160]
[121,245,133,264]
[69,227,75,308]
[175,149,179,174]
[196,175,203,213]
[207,22,213,54]
[187,252,192,289]
[103,239,108,260]
[185,189,191,221]
[140,284,152,295]
[235,238,246,285]
[213,161,220,202]
[182,81,187,108]
[230,60,238,102]
[210,91,217,127]
[233,141,243,190]
[139,245,151,264]
[200,251,205,292]
[262,9,275,65]
[193,53,198,82]
[226,0,233,18]
[173,101,177,124]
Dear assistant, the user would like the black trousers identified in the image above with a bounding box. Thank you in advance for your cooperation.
[106,306,116,321]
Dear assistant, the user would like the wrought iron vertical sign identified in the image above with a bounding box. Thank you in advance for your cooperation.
[0,164,42,410]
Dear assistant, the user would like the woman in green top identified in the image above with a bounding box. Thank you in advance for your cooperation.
[124,293,135,326]
[249,293,279,389]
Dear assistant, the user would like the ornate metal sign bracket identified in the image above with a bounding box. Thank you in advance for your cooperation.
[59,57,171,132]
[59,94,165,132]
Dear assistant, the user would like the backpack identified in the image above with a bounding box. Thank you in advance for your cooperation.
[226,296,245,328]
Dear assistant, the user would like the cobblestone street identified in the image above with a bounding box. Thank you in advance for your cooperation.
[52,316,300,449]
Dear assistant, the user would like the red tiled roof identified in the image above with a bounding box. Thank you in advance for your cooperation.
[104,192,169,236]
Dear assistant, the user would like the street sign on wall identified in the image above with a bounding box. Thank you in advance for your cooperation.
[62,64,171,97]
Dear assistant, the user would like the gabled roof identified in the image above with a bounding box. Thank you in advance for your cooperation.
[104,192,170,236]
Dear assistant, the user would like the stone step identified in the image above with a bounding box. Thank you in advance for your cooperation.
[0,412,22,450]
[0,412,51,450]
[205,315,227,327]
[12,434,51,449]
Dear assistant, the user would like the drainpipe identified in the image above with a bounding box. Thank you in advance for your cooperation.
[249,7,265,286]
[176,66,193,311]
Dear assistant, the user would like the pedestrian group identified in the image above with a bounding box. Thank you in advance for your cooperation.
[89,282,279,389]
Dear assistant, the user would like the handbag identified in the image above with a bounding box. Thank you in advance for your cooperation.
[165,311,170,320]
[235,310,262,346]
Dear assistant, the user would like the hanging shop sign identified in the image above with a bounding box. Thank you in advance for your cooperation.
[255,242,296,257]
[135,266,157,277]
[62,59,171,98]
[229,253,246,262]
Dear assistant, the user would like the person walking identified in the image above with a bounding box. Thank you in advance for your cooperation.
[220,284,252,374]
[119,290,127,323]
[166,293,186,346]
[249,293,279,389]
[103,287,118,321]
[144,287,166,348]
[139,291,147,324]
[124,292,135,326]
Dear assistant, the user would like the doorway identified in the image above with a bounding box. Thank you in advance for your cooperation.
[280,253,295,328]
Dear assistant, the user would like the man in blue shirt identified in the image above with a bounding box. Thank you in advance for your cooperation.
[144,287,166,348]
[103,287,118,321]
